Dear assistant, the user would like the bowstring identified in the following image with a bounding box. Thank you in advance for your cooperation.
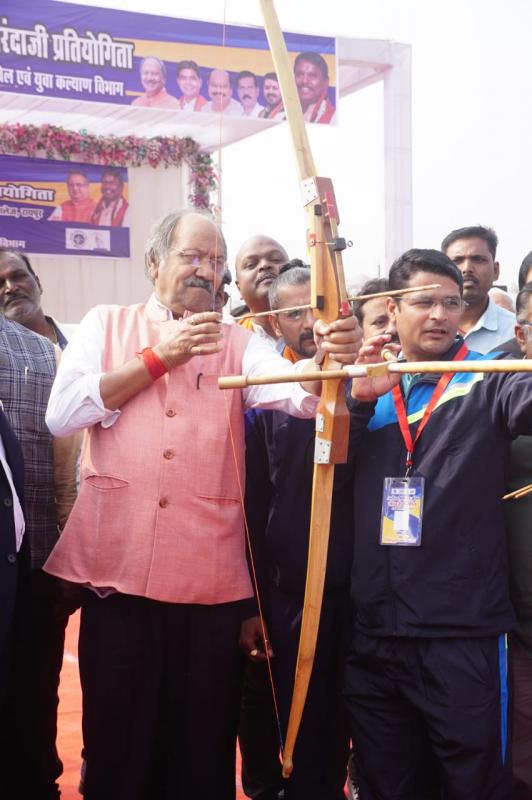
[214,0,284,754]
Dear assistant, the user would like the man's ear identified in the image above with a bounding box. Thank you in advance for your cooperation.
[34,275,43,295]
[146,254,158,283]
[271,313,282,339]
[386,297,398,325]
[493,261,500,281]
[515,322,527,352]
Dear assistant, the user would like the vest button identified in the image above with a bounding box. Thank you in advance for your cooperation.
[166,409,176,417]
[163,449,174,460]
[159,498,169,508]
[3,497,13,508]
[6,554,16,564]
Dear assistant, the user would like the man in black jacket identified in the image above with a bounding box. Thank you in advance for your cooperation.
[244,265,353,800]
[345,249,532,800]
[0,409,24,702]
[503,282,532,797]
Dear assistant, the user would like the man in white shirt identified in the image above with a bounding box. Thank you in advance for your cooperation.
[202,68,242,115]
[442,225,515,353]
[233,234,289,340]
[43,208,361,800]
[236,71,264,118]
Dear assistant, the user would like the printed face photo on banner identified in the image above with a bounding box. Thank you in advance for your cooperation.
[0,154,130,258]
[0,0,336,124]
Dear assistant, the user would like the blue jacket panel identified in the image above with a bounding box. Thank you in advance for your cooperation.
[348,340,532,638]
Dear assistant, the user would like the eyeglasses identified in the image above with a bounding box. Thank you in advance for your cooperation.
[279,308,313,322]
[173,249,227,271]
[518,320,532,339]
[399,296,463,314]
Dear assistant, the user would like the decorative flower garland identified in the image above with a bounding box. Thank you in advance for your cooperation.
[0,123,217,209]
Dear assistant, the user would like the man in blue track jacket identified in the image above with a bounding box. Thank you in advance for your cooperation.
[345,249,532,800]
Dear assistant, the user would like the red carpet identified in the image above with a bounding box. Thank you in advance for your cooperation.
[57,611,247,799]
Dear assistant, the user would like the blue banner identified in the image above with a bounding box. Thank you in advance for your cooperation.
[0,0,336,123]
[0,154,130,257]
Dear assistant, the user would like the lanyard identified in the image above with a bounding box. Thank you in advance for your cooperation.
[392,343,468,476]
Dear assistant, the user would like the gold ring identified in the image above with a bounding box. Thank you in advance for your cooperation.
[250,649,259,657]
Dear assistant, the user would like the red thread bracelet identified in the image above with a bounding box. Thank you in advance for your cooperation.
[137,347,168,381]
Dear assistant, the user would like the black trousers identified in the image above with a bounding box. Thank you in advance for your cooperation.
[268,584,351,800]
[344,631,512,800]
[238,659,283,799]
[0,567,69,800]
[79,591,245,800]
[510,635,532,798]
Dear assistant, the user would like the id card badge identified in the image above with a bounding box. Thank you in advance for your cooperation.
[380,477,425,546]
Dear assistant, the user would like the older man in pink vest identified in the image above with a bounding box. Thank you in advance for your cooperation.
[44,209,360,800]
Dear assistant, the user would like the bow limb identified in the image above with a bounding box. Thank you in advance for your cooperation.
[258,0,350,779]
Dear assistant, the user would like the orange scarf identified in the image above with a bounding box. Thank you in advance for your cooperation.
[282,344,299,363]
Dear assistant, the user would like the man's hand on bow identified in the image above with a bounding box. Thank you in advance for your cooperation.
[351,333,402,402]
[154,311,223,369]
[312,315,362,367]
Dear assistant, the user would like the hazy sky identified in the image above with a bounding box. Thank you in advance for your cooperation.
[63,0,532,291]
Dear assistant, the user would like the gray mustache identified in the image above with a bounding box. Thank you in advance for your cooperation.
[185,277,213,292]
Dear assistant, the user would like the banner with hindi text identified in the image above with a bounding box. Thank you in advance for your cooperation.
[0,154,130,257]
[0,0,337,124]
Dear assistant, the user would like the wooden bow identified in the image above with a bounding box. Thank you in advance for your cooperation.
[258,0,350,778]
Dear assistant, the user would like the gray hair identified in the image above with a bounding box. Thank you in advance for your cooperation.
[140,56,167,82]
[268,265,310,310]
[144,209,225,280]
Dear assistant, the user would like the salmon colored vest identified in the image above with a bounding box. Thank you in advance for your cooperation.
[45,296,253,604]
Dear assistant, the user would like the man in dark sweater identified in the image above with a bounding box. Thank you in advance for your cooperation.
[503,282,532,797]
[244,265,353,800]
[0,409,24,702]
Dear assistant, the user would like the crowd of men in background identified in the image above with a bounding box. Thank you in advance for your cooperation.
[0,220,530,800]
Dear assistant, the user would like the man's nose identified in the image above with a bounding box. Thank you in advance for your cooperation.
[302,309,315,326]
[258,259,278,273]
[460,259,475,273]
[385,319,397,337]
[196,259,216,279]
[429,302,447,319]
